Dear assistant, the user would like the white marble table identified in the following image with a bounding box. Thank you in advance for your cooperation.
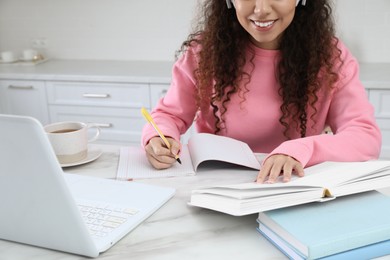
[1,144,390,260]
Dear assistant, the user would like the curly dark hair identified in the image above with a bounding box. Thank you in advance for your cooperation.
[176,0,341,138]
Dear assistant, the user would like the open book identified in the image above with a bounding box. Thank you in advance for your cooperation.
[117,133,261,180]
[188,160,390,216]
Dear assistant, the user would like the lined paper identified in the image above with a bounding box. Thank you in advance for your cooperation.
[116,145,195,180]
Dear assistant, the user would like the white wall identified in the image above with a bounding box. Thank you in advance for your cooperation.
[0,0,197,61]
[0,0,389,63]
[334,0,390,63]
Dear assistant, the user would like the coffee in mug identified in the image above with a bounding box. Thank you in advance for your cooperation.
[44,121,100,164]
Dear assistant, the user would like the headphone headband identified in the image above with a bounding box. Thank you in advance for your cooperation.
[226,0,307,9]
[226,0,233,9]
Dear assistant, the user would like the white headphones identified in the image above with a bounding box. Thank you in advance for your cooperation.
[226,0,307,9]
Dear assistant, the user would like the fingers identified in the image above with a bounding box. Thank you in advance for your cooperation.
[145,137,181,169]
[169,140,181,159]
[256,154,304,184]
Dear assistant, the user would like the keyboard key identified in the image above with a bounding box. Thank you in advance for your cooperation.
[107,216,126,224]
[123,208,139,215]
[76,200,139,238]
[103,221,121,229]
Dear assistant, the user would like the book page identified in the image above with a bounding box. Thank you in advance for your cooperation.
[194,161,390,196]
[191,161,390,198]
[192,183,320,199]
[189,160,390,216]
[289,161,390,188]
[188,133,261,171]
[116,145,195,180]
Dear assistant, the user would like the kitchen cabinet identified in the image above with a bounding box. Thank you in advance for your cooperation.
[46,81,161,145]
[360,63,390,159]
[48,105,146,144]
[367,89,390,159]
[0,79,49,124]
[0,60,176,145]
[1,61,388,150]
[150,84,168,108]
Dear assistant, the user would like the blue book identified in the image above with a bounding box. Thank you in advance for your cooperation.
[257,226,390,260]
[257,191,390,259]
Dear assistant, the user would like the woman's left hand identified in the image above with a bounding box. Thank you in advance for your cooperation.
[256,154,304,183]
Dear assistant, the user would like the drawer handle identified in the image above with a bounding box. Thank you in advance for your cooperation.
[93,123,113,128]
[83,93,111,98]
[8,85,34,90]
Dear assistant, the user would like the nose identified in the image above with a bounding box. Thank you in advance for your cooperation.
[254,0,272,16]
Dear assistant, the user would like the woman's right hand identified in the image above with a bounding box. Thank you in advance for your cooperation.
[144,136,181,169]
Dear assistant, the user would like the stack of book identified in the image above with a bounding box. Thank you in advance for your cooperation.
[256,191,390,259]
[189,160,390,216]
[183,141,390,259]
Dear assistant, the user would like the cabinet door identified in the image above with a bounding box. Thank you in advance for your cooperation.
[369,89,390,159]
[47,81,151,145]
[150,84,169,108]
[46,81,150,108]
[49,105,144,145]
[0,80,49,124]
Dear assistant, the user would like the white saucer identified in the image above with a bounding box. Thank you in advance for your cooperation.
[19,57,35,62]
[0,59,18,64]
[60,149,102,168]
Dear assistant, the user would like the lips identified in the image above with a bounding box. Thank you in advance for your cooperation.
[253,20,276,28]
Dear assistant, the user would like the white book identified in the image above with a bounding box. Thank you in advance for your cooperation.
[188,160,390,216]
[117,133,261,180]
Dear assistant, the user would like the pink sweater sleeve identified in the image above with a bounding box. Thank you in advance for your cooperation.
[141,47,198,146]
[268,48,382,167]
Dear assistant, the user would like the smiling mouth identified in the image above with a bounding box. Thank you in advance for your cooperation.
[253,20,276,28]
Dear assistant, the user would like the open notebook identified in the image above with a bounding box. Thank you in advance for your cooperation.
[0,114,175,257]
[117,133,263,180]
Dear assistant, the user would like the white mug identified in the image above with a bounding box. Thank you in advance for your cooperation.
[44,121,100,164]
[22,49,38,61]
[0,51,17,62]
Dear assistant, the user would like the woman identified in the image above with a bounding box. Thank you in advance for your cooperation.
[142,0,381,183]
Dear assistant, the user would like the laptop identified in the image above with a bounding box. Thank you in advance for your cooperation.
[0,114,175,257]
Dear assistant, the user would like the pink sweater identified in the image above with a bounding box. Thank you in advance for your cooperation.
[142,41,381,167]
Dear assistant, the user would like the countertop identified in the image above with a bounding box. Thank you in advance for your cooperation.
[0,59,173,84]
[0,144,286,260]
[0,60,389,88]
[1,143,389,260]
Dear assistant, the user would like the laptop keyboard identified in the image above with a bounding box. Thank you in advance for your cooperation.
[77,200,139,238]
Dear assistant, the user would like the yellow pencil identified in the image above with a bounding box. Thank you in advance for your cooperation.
[141,107,182,164]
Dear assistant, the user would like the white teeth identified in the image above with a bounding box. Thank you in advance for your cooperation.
[254,20,275,28]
